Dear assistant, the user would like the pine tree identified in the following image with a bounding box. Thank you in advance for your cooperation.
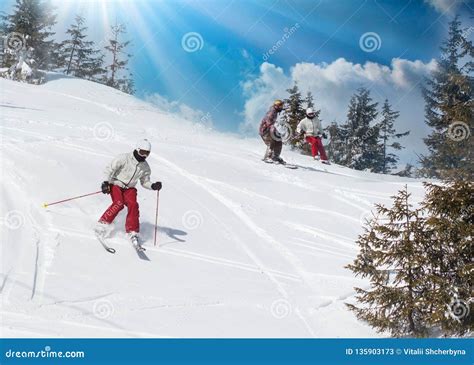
[326,121,348,164]
[0,12,7,67]
[420,16,474,180]
[304,91,315,110]
[375,99,409,174]
[347,187,432,337]
[103,23,134,94]
[2,0,58,70]
[282,83,305,145]
[341,88,379,171]
[421,180,473,335]
[59,15,105,81]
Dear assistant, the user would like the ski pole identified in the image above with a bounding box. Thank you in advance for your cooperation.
[42,191,102,208]
[153,190,160,247]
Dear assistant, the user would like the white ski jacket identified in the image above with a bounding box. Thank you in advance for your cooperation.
[296,117,323,137]
[105,152,153,190]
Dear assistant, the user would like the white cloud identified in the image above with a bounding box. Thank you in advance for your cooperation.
[145,93,213,128]
[424,0,461,14]
[240,58,438,167]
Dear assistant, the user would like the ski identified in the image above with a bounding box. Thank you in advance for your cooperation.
[130,237,150,260]
[95,233,116,254]
[262,159,298,169]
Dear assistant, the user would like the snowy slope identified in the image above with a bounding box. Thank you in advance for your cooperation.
[0,75,426,338]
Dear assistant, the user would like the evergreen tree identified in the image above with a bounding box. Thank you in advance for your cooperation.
[0,12,7,67]
[59,15,105,81]
[2,0,57,70]
[341,88,379,171]
[282,83,305,145]
[376,99,409,174]
[304,91,315,110]
[326,121,348,164]
[420,16,474,180]
[348,182,473,337]
[121,73,135,95]
[421,180,473,336]
[347,187,432,337]
[103,23,134,94]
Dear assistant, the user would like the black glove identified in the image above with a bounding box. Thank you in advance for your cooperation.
[322,132,328,139]
[151,181,162,191]
[101,181,111,194]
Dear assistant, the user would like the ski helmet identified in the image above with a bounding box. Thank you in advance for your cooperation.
[136,139,151,157]
[273,99,284,110]
[306,108,315,119]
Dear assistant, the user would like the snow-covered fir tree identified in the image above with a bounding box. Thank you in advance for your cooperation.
[2,0,58,71]
[326,121,348,164]
[59,15,106,81]
[339,88,380,171]
[282,83,305,146]
[347,187,433,337]
[103,23,134,94]
[304,91,315,110]
[419,16,473,180]
[348,182,473,337]
[421,180,473,336]
[374,99,409,174]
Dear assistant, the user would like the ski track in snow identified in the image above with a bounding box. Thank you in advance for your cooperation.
[155,155,323,336]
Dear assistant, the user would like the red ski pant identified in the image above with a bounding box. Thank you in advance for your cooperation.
[99,185,140,233]
[306,136,328,160]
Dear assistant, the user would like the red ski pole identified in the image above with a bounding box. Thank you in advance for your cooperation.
[153,190,160,247]
[43,191,102,208]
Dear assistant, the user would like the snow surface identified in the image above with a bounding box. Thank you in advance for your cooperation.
[0,75,426,338]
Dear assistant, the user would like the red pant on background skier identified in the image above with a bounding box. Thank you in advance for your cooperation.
[96,139,162,247]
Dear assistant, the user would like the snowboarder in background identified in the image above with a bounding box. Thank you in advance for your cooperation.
[296,108,330,164]
[96,139,162,247]
[259,99,286,164]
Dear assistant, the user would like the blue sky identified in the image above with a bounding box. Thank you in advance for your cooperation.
[1,0,473,162]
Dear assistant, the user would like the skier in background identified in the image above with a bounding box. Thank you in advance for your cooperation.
[259,99,286,164]
[296,108,330,165]
[96,139,162,247]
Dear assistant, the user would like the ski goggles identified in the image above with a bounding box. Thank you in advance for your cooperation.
[307,113,315,118]
[137,149,150,157]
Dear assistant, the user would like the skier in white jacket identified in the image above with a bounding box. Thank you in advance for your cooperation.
[296,108,330,164]
[97,139,162,244]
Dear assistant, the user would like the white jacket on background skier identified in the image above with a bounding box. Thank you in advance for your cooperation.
[296,113,323,137]
[296,108,330,164]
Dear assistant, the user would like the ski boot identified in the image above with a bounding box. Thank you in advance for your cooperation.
[129,232,146,251]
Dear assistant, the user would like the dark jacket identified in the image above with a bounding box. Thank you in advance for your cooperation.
[259,106,280,136]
